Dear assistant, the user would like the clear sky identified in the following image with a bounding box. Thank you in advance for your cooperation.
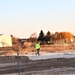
[0,0,75,38]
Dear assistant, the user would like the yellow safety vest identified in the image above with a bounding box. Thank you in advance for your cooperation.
[36,44,40,50]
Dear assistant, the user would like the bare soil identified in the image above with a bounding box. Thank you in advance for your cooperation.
[0,44,75,75]
[0,56,75,75]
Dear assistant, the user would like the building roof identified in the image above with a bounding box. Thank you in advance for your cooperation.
[0,34,3,36]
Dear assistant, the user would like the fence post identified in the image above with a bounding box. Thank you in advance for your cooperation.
[16,49,20,75]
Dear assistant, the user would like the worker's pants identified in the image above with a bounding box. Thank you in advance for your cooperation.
[36,49,40,55]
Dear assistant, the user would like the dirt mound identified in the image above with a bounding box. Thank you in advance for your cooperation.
[0,57,75,74]
[0,56,30,63]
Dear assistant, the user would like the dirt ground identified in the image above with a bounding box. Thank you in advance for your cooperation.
[0,44,75,75]
[0,56,75,75]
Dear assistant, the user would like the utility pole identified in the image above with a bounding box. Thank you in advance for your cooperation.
[16,47,20,75]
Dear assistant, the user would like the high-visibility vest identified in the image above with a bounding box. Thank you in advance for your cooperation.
[36,43,40,50]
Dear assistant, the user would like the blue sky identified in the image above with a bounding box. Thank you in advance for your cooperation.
[0,0,75,38]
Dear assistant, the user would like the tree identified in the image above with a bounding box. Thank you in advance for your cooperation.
[54,32,74,43]
[55,32,60,40]
[30,32,37,38]
[29,32,37,42]
[60,32,74,43]
[45,31,51,44]
[12,35,20,45]
[38,30,45,44]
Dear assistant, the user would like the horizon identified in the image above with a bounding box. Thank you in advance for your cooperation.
[13,30,75,39]
[0,0,75,38]
[1,30,74,39]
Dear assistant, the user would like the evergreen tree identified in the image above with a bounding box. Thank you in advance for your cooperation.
[45,31,51,44]
[38,30,45,44]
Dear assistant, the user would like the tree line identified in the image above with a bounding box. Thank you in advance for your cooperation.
[37,30,74,44]
[11,30,74,46]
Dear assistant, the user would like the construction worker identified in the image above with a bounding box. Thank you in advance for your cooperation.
[36,42,41,55]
